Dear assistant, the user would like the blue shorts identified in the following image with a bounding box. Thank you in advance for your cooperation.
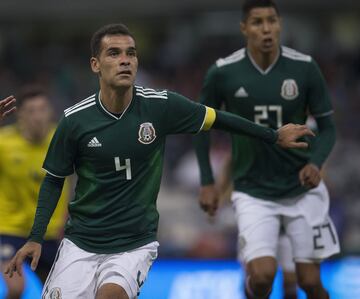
[0,235,59,272]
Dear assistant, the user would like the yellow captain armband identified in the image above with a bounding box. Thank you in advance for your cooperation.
[202,106,216,131]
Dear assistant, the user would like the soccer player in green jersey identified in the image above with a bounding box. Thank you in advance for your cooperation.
[5,23,313,299]
[194,1,339,299]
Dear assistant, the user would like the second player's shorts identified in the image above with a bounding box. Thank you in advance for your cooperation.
[42,238,159,299]
[232,181,340,264]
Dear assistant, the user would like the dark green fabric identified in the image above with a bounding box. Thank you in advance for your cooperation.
[309,115,336,168]
[213,110,278,144]
[194,109,278,186]
[29,174,65,243]
[38,87,207,253]
[193,131,214,186]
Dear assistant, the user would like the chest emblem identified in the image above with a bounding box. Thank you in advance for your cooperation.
[138,122,156,144]
[281,79,299,100]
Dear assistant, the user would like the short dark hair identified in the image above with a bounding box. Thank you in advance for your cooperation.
[90,23,134,57]
[242,0,280,20]
[16,85,48,108]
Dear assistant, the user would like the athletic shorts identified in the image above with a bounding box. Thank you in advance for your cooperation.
[0,235,59,271]
[232,181,340,264]
[42,238,159,299]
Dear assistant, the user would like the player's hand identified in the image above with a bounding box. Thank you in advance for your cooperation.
[0,95,16,121]
[299,163,321,189]
[4,241,42,277]
[199,184,220,217]
[276,124,315,149]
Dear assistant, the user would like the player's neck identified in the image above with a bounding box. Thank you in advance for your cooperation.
[99,86,133,114]
[247,46,280,71]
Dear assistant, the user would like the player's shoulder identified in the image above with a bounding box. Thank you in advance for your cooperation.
[215,48,246,68]
[64,93,97,118]
[134,85,168,100]
[281,46,312,63]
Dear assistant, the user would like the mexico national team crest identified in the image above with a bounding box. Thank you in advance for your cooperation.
[138,122,156,144]
[281,79,299,100]
[49,287,62,299]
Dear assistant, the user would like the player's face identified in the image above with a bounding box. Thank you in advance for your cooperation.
[18,96,52,141]
[91,34,138,89]
[241,7,281,54]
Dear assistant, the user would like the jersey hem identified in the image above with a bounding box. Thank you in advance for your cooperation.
[64,234,158,254]
[233,181,308,201]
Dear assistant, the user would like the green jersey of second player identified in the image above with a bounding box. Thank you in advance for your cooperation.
[43,86,208,253]
[200,46,333,200]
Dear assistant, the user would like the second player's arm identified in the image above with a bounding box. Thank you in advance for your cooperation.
[299,115,336,188]
[299,59,336,188]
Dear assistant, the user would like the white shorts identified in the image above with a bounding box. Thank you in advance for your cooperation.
[42,238,159,299]
[232,181,340,264]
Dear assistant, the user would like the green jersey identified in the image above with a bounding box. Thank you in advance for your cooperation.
[43,86,207,253]
[200,46,333,200]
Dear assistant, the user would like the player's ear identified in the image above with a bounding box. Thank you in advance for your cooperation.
[90,57,100,74]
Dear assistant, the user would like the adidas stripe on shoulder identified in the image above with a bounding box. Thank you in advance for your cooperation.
[64,94,96,117]
[135,86,168,99]
[281,46,312,62]
[216,48,246,68]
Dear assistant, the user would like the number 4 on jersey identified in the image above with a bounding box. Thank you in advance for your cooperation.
[114,157,132,180]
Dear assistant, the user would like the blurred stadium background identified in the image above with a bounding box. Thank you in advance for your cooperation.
[0,0,359,298]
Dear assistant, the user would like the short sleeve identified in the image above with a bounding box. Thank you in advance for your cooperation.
[164,91,207,135]
[42,115,77,177]
[199,64,223,109]
[307,60,333,118]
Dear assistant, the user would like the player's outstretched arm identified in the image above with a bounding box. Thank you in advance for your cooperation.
[0,95,16,121]
[4,241,42,277]
[205,108,314,148]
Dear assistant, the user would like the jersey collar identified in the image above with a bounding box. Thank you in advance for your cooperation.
[97,90,134,120]
[246,48,280,75]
